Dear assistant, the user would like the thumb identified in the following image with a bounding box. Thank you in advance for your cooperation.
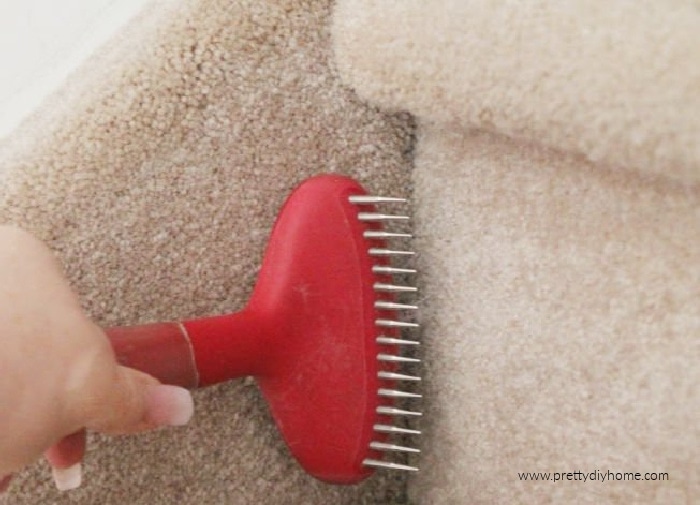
[82,366,194,434]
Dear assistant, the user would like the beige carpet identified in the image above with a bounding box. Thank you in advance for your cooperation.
[334,1,700,504]
[0,0,413,503]
[410,127,699,505]
[334,0,700,183]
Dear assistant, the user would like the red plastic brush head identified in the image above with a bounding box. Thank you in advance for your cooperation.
[255,175,413,482]
[108,175,421,484]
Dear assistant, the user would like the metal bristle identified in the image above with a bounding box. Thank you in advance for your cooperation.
[379,388,422,399]
[363,459,419,472]
[374,424,421,435]
[378,370,421,381]
[364,231,413,240]
[349,195,407,204]
[376,336,420,346]
[376,319,419,329]
[374,283,418,293]
[375,300,418,311]
[358,212,410,222]
[377,406,423,417]
[370,442,421,453]
[372,265,417,275]
[378,353,421,364]
[369,248,415,257]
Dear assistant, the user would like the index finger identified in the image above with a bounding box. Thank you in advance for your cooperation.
[44,430,86,491]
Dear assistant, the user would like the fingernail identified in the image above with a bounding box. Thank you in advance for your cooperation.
[146,385,194,427]
[52,463,82,491]
[0,474,12,493]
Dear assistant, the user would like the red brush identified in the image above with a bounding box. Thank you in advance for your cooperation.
[106,174,421,484]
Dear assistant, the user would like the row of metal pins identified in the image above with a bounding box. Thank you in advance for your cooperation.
[350,193,420,473]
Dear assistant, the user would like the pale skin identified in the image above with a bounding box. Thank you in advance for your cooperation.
[0,226,194,492]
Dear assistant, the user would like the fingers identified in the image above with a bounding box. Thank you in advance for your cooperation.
[0,474,12,493]
[45,430,86,469]
[44,430,86,491]
[45,366,194,492]
[80,366,157,434]
[141,384,196,428]
[82,366,194,435]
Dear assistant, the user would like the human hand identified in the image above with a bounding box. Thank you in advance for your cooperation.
[0,226,194,492]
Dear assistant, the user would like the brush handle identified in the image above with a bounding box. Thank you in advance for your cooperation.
[101,175,408,484]
[107,323,199,388]
[106,310,267,389]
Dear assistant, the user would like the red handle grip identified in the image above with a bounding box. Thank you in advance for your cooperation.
[106,323,199,389]
[105,310,269,389]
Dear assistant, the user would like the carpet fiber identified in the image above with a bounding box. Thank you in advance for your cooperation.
[334,1,700,504]
[334,0,700,182]
[411,127,699,504]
